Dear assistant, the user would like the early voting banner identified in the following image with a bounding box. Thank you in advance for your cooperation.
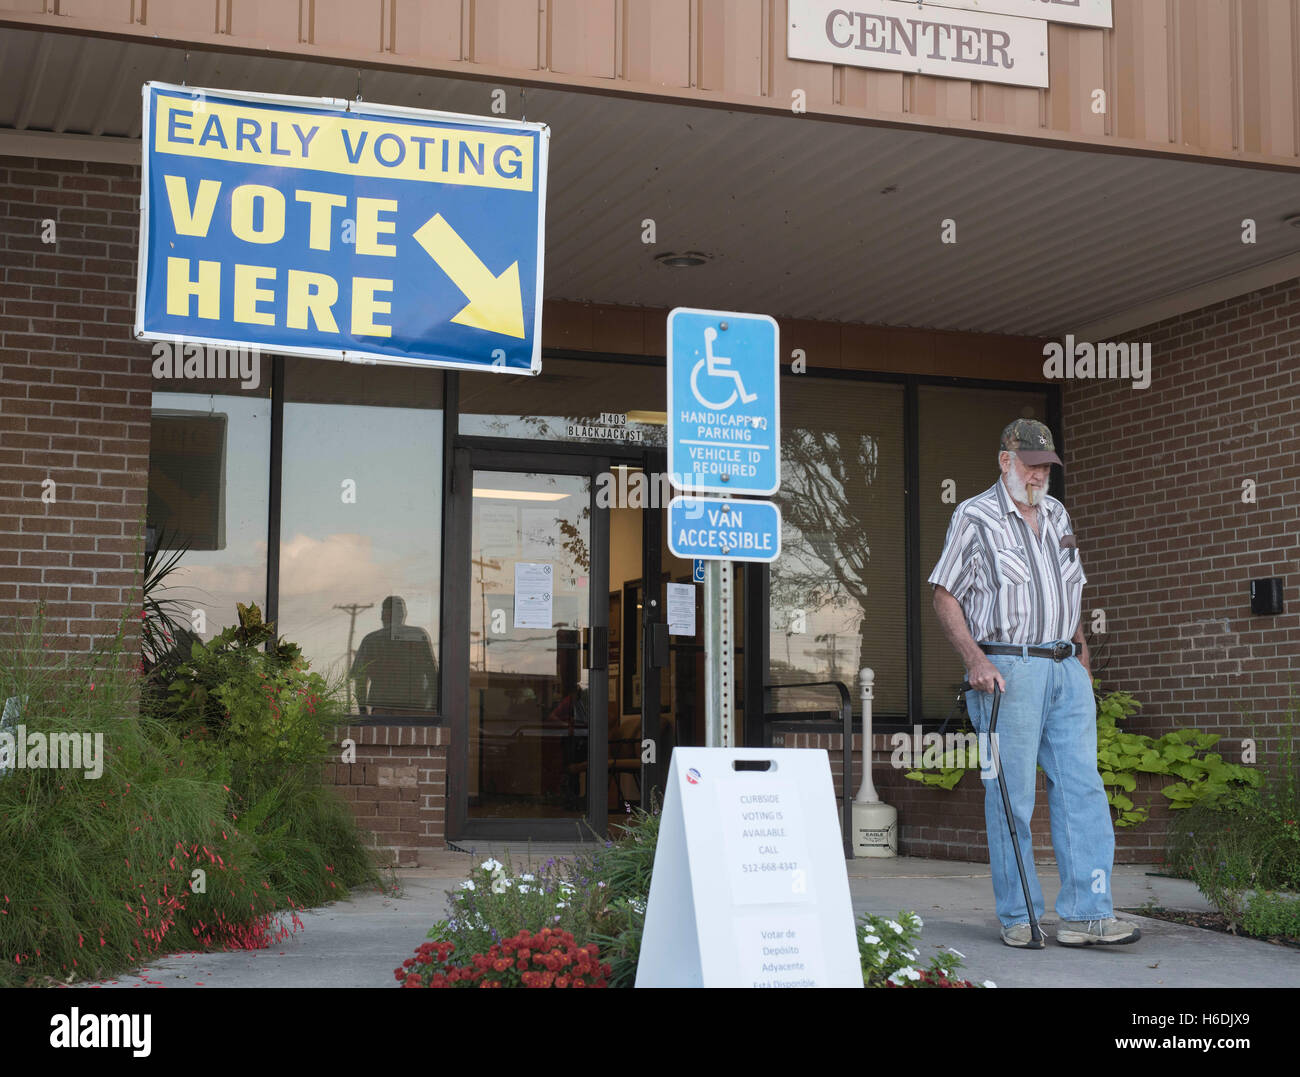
[135,83,549,373]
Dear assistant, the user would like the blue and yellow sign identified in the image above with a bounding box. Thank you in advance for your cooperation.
[134,83,549,373]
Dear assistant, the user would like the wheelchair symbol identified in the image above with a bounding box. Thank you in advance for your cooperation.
[691,327,758,410]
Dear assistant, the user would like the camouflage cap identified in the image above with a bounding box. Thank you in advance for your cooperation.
[1000,419,1062,467]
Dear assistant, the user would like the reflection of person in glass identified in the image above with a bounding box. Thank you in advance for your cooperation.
[350,596,439,716]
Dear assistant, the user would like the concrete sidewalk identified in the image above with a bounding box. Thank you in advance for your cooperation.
[86,849,1300,988]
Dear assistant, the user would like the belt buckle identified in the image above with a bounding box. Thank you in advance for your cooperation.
[1051,642,1070,661]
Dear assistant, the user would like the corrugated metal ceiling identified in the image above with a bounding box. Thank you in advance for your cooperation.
[2,27,1298,338]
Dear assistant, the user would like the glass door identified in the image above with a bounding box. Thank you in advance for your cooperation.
[451,450,610,840]
[632,453,742,813]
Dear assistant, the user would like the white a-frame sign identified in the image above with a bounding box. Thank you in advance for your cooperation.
[635,748,862,988]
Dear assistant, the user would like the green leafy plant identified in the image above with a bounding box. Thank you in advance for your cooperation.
[584,800,660,988]
[1242,892,1300,940]
[1166,700,1300,936]
[0,607,308,986]
[859,911,990,988]
[161,602,335,792]
[140,529,197,677]
[904,683,1260,827]
[424,852,609,965]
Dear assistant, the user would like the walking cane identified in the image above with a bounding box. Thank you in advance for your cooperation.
[961,679,1045,949]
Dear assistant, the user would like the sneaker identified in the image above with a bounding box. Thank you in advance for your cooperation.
[1000,922,1043,948]
[1057,918,1142,947]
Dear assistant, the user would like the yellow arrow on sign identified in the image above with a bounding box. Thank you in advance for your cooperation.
[412,213,525,339]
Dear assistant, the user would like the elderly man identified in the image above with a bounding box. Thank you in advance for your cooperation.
[928,419,1140,949]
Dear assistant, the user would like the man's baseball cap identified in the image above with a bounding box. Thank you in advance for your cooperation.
[1000,419,1062,467]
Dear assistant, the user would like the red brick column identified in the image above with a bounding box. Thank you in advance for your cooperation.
[330,723,451,867]
[0,155,151,652]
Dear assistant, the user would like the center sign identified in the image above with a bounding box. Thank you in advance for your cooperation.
[135,83,549,373]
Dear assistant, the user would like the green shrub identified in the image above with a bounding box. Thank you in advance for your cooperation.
[154,601,377,902]
[584,803,660,988]
[423,853,608,962]
[1166,700,1300,936]
[1242,892,1300,940]
[0,605,377,986]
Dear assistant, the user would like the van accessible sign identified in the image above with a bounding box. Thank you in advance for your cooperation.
[788,0,1050,88]
[135,83,549,373]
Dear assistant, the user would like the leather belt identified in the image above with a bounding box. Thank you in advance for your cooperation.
[979,641,1077,661]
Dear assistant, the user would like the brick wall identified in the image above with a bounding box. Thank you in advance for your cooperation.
[782,280,1300,866]
[0,155,151,651]
[1064,279,1300,763]
[329,724,450,867]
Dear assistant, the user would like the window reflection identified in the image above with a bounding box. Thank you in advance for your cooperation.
[770,381,907,716]
[147,386,271,643]
[279,358,443,717]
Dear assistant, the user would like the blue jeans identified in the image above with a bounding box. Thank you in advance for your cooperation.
[965,646,1115,927]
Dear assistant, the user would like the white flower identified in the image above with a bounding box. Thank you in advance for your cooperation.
[887,967,920,985]
[520,873,535,882]
[945,947,966,960]
[886,919,904,934]
[907,912,923,928]
[906,968,920,981]
[983,980,997,989]
[555,901,569,909]
[459,880,476,891]
[862,934,881,946]
[480,858,502,872]
[877,948,890,963]
[597,881,606,888]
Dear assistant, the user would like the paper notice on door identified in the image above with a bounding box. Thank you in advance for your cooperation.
[513,562,554,629]
[667,582,696,637]
[479,504,518,558]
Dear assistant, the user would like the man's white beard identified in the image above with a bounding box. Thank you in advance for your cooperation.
[1007,468,1050,507]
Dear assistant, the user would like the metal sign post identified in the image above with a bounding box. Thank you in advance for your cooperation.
[703,556,735,748]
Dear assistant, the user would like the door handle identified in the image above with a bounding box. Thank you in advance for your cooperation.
[650,622,669,668]
[585,626,608,671]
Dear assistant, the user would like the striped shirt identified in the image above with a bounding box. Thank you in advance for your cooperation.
[928,477,1087,647]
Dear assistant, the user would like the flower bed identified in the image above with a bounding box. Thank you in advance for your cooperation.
[399,806,994,988]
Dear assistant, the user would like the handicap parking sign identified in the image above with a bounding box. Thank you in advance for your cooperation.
[667,308,779,496]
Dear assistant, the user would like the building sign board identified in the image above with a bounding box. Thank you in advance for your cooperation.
[135,83,549,373]
[635,748,862,988]
[788,0,1050,88]
[667,307,780,496]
